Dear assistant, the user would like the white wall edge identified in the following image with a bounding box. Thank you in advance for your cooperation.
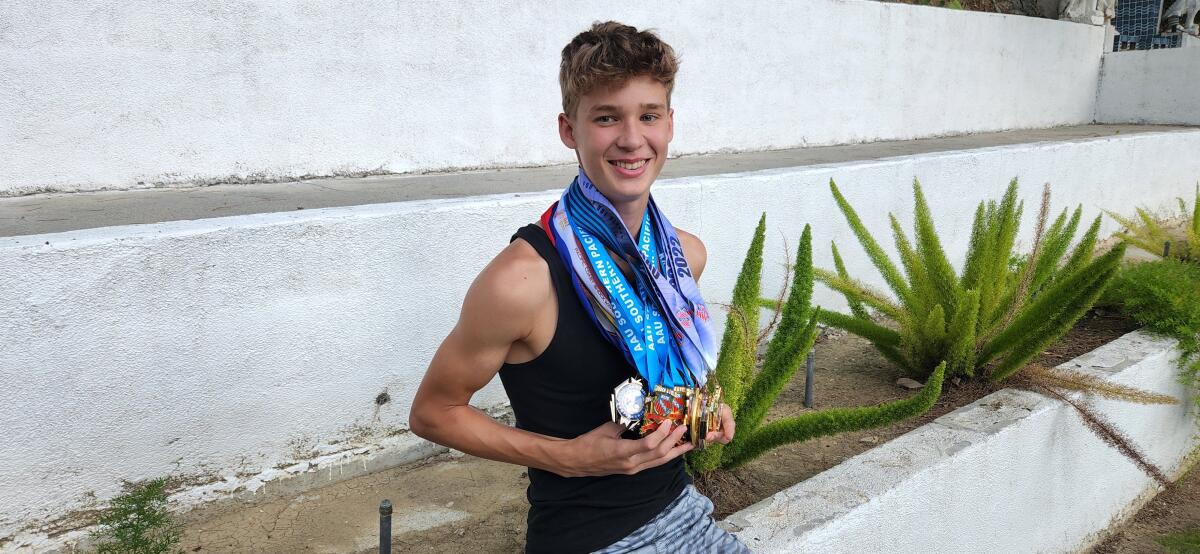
[4,128,1192,249]
[724,330,1198,553]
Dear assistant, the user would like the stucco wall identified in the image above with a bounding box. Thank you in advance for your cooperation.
[1096,47,1200,125]
[0,0,1105,195]
[3,130,1200,545]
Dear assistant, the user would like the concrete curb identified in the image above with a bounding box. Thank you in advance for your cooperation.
[724,330,1197,553]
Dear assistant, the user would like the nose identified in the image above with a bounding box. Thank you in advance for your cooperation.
[615,119,645,151]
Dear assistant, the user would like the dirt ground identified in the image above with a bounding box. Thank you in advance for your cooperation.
[176,311,1138,553]
[1091,463,1200,554]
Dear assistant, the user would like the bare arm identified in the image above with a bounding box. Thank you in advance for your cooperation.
[409,240,693,477]
[672,228,737,445]
[675,227,708,282]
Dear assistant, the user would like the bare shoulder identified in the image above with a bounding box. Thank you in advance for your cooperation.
[461,236,553,339]
[673,227,708,281]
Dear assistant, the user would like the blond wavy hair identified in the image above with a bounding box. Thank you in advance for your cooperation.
[559,21,679,118]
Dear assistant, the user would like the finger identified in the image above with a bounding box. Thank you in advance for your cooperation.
[632,437,694,474]
[631,423,687,465]
[638,420,676,451]
[706,405,736,444]
[722,408,735,434]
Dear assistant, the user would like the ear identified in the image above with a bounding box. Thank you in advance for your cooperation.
[558,113,577,149]
[666,107,674,144]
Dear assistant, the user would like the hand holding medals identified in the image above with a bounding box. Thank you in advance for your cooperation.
[610,377,725,450]
[547,170,725,455]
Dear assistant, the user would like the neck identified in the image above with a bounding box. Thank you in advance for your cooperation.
[612,195,650,237]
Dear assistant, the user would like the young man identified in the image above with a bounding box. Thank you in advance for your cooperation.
[410,22,749,553]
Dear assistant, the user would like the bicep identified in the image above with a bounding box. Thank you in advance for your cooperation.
[675,228,708,282]
[415,256,543,408]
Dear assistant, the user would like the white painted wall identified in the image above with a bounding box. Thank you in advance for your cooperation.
[727,330,1197,553]
[1096,47,1200,124]
[0,0,1105,195]
[3,130,1200,547]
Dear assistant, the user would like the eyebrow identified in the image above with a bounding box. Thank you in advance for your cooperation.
[589,103,667,113]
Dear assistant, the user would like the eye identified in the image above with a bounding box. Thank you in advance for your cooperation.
[595,115,617,124]
[641,114,660,123]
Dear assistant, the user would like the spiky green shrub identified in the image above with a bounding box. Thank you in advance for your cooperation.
[1106,259,1200,355]
[818,178,1126,382]
[688,215,946,473]
[1106,185,1200,261]
[91,478,180,554]
[1104,258,1200,416]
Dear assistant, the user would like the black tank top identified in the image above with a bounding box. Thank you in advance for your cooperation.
[499,224,689,554]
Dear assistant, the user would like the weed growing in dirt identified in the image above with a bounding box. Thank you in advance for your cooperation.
[90,478,180,554]
[1156,529,1200,553]
[687,216,945,473]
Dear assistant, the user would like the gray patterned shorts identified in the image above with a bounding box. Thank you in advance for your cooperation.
[592,484,751,553]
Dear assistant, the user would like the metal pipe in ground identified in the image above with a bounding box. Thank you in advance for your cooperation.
[379,499,393,554]
[804,351,815,408]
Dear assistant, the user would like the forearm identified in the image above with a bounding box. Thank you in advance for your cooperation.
[411,403,576,475]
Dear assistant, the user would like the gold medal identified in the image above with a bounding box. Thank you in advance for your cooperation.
[632,382,723,449]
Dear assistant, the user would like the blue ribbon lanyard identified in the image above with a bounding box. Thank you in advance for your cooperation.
[577,211,692,390]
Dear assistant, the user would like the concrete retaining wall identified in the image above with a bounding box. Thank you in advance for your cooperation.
[1097,47,1200,125]
[726,330,1197,553]
[0,0,1105,195]
[5,130,1200,548]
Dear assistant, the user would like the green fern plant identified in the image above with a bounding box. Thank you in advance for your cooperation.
[817,178,1125,382]
[1104,258,1200,420]
[1105,185,1200,261]
[688,215,946,473]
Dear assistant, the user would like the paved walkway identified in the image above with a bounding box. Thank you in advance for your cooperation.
[3,124,1195,238]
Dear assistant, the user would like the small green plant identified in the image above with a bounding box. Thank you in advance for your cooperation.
[1106,185,1200,262]
[688,216,945,473]
[1157,529,1200,553]
[91,478,180,554]
[1105,259,1200,355]
[1104,258,1200,416]
[817,178,1125,382]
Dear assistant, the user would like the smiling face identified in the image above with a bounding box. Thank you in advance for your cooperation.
[558,75,674,205]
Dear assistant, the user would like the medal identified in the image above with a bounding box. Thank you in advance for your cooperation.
[548,169,724,449]
[610,377,647,430]
[611,379,724,449]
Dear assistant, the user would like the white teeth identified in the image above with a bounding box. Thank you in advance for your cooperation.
[612,159,647,170]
